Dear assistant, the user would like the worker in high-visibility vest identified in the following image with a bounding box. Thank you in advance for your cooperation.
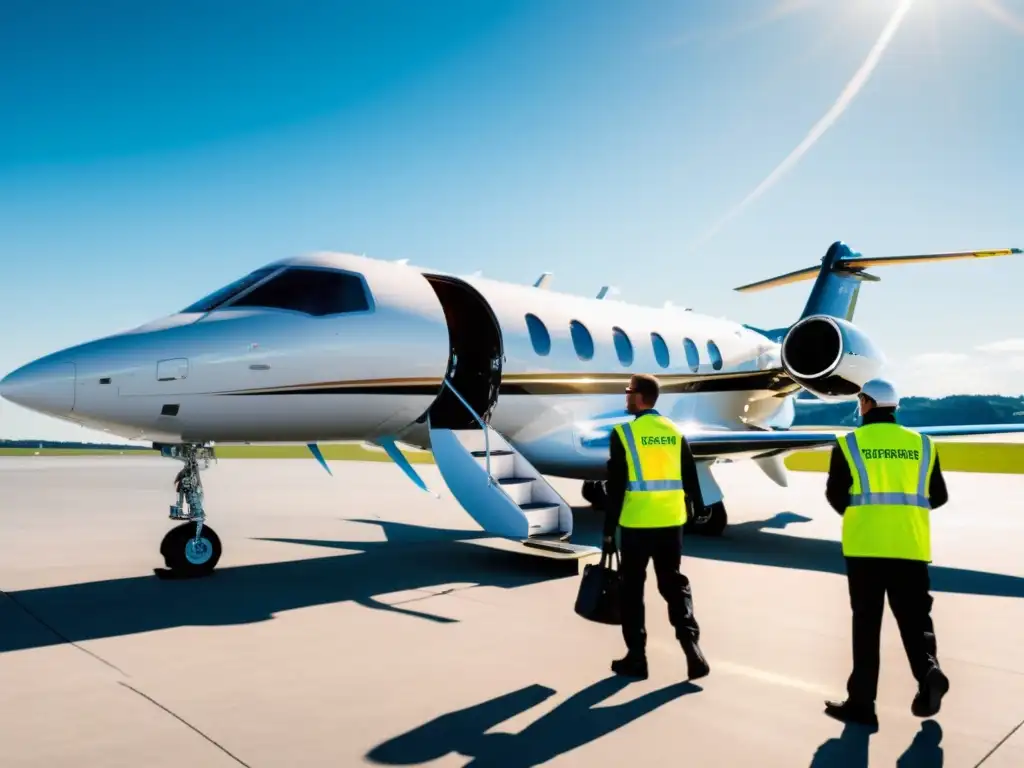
[823,378,950,728]
[603,373,710,681]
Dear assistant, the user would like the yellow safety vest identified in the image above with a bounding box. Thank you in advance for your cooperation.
[836,422,936,561]
[613,413,687,528]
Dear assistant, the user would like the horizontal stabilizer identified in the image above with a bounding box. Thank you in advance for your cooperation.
[735,246,1021,293]
[736,242,1021,323]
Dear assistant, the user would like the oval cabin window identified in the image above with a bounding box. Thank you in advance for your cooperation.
[570,320,594,361]
[525,314,551,356]
[612,327,633,366]
[707,340,723,370]
[651,332,670,368]
[683,338,700,372]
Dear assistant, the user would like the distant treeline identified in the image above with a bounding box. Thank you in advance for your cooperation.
[793,394,1024,427]
[0,439,153,451]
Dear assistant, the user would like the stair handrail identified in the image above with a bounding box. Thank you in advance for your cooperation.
[441,377,493,482]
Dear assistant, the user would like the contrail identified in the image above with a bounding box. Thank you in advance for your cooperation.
[692,0,917,248]
[975,0,1024,36]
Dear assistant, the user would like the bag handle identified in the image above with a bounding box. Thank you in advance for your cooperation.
[600,547,620,570]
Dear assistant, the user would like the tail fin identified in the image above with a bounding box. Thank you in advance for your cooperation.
[734,242,1021,321]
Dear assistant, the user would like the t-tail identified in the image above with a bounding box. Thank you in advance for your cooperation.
[737,241,1022,323]
[736,241,1021,402]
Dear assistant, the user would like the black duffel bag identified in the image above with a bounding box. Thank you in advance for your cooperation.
[574,549,622,625]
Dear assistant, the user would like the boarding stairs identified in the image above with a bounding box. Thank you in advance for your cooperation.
[428,380,599,564]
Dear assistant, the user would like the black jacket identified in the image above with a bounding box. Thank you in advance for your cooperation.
[604,409,705,536]
[824,408,948,514]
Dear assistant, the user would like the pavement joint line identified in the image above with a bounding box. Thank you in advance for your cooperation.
[1,587,129,677]
[118,681,252,768]
[974,714,1024,767]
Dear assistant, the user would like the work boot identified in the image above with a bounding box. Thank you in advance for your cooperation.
[611,653,648,679]
[681,640,710,680]
[912,666,949,718]
[824,699,879,728]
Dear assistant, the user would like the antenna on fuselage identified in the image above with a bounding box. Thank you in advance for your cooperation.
[534,272,553,289]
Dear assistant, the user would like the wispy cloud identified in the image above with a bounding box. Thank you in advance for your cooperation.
[890,339,1024,396]
[977,338,1024,353]
[691,0,917,249]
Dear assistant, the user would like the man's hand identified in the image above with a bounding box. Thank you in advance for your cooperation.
[602,534,615,554]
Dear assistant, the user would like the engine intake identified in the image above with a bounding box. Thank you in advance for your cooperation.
[780,315,884,400]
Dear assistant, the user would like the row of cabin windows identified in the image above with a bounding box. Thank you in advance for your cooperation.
[525,314,722,371]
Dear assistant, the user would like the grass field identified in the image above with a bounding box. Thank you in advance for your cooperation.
[3,440,1024,473]
[783,441,1024,474]
[0,443,434,463]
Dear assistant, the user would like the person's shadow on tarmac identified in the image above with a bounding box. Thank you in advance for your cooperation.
[366,675,701,767]
[810,720,943,767]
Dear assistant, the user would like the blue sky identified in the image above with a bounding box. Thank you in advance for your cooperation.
[2,0,1023,441]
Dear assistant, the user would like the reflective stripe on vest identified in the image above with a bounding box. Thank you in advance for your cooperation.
[837,423,935,561]
[615,414,687,528]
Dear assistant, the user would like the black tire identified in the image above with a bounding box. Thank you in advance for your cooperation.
[581,480,608,510]
[160,522,222,577]
[688,501,728,537]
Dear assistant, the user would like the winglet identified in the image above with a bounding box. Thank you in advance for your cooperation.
[307,443,332,476]
[534,272,554,289]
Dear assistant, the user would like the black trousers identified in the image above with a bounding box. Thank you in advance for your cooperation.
[619,525,700,654]
[845,556,940,704]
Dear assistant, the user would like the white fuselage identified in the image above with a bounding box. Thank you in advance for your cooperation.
[0,252,797,479]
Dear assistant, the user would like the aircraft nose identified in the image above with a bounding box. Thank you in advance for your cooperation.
[0,359,77,416]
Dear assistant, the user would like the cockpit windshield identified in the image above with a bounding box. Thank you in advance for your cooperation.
[180,267,279,314]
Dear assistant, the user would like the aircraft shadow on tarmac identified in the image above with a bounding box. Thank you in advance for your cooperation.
[808,720,943,768]
[569,508,1024,600]
[0,518,574,655]
[365,675,701,767]
[2,506,1022,656]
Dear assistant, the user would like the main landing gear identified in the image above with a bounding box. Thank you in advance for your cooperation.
[685,500,728,537]
[157,444,223,578]
[581,480,728,537]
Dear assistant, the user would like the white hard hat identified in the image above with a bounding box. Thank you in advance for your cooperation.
[860,378,899,408]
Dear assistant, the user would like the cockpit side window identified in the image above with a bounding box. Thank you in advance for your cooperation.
[181,267,279,313]
[225,267,371,316]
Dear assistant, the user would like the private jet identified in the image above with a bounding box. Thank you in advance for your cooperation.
[2,241,1022,578]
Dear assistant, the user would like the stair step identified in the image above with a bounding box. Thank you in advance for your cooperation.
[498,477,532,485]
[430,423,574,542]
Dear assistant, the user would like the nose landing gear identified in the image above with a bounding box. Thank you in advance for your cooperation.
[157,444,222,578]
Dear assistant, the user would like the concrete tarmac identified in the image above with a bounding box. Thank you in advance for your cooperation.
[2,455,1024,767]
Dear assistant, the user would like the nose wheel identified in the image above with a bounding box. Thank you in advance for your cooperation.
[157,443,222,578]
[160,523,222,577]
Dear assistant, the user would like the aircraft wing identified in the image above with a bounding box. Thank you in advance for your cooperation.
[577,420,1024,460]
[683,424,1024,459]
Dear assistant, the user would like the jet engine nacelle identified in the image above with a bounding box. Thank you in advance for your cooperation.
[780,315,884,401]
